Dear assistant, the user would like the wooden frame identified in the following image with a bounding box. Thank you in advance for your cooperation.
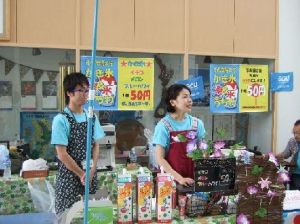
[0,0,10,40]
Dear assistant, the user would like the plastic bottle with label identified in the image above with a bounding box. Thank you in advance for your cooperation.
[3,155,11,179]
[148,143,158,169]
[129,147,137,164]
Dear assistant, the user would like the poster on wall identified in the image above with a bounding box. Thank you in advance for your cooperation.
[81,56,118,110]
[239,65,269,112]
[21,81,36,109]
[81,56,154,111]
[42,81,57,109]
[270,72,293,92]
[0,81,12,109]
[210,64,240,113]
[118,57,154,110]
[20,112,57,161]
[210,64,269,113]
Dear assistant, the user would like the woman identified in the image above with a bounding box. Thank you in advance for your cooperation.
[51,72,105,221]
[278,119,300,190]
[153,84,205,186]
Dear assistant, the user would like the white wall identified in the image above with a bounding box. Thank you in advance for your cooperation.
[276,0,300,152]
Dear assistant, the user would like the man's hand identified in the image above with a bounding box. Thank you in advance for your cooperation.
[80,173,86,185]
[80,169,96,186]
[89,168,96,184]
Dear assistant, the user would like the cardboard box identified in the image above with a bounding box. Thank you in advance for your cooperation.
[22,170,49,179]
[117,173,133,224]
[156,173,172,223]
[136,173,152,223]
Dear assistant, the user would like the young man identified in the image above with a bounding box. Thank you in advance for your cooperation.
[51,72,105,221]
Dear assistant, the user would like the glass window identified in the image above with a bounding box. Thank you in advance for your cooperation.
[188,55,275,153]
[80,51,184,143]
[0,46,75,146]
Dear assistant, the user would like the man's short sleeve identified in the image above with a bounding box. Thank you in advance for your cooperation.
[51,114,69,146]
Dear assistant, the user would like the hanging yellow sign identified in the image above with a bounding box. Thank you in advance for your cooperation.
[239,65,269,112]
[118,58,154,110]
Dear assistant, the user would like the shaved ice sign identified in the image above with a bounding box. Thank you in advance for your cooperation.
[81,56,154,111]
[210,64,239,113]
[81,56,118,110]
[210,64,269,113]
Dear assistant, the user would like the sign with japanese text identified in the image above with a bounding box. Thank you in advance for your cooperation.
[189,68,210,106]
[81,56,118,110]
[80,56,154,111]
[194,157,236,192]
[210,64,239,113]
[270,72,293,92]
[239,65,269,112]
[210,64,269,113]
[176,76,205,100]
[118,57,154,110]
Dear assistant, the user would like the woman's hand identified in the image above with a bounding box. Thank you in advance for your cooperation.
[178,177,194,187]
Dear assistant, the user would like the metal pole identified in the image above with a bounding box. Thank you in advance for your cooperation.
[83,0,99,223]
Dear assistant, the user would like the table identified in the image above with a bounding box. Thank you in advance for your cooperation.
[0,175,56,215]
[69,207,236,224]
[0,164,151,215]
[0,176,35,215]
[0,165,236,223]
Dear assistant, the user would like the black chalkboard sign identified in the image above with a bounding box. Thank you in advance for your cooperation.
[194,157,236,192]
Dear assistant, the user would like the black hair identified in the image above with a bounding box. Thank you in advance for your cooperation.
[294,119,300,126]
[165,83,191,113]
[63,72,89,105]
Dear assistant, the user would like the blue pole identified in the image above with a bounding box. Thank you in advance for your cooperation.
[83,0,99,223]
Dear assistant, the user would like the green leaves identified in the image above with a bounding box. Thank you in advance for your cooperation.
[177,134,187,142]
[187,149,203,160]
[251,165,263,176]
[255,207,267,218]
[230,142,244,150]
[228,149,235,158]
[215,127,226,139]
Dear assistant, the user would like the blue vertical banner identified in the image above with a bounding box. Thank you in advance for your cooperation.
[270,72,293,92]
[81,56,118,110]
[210,64,240,113]
[176,76,205,100]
